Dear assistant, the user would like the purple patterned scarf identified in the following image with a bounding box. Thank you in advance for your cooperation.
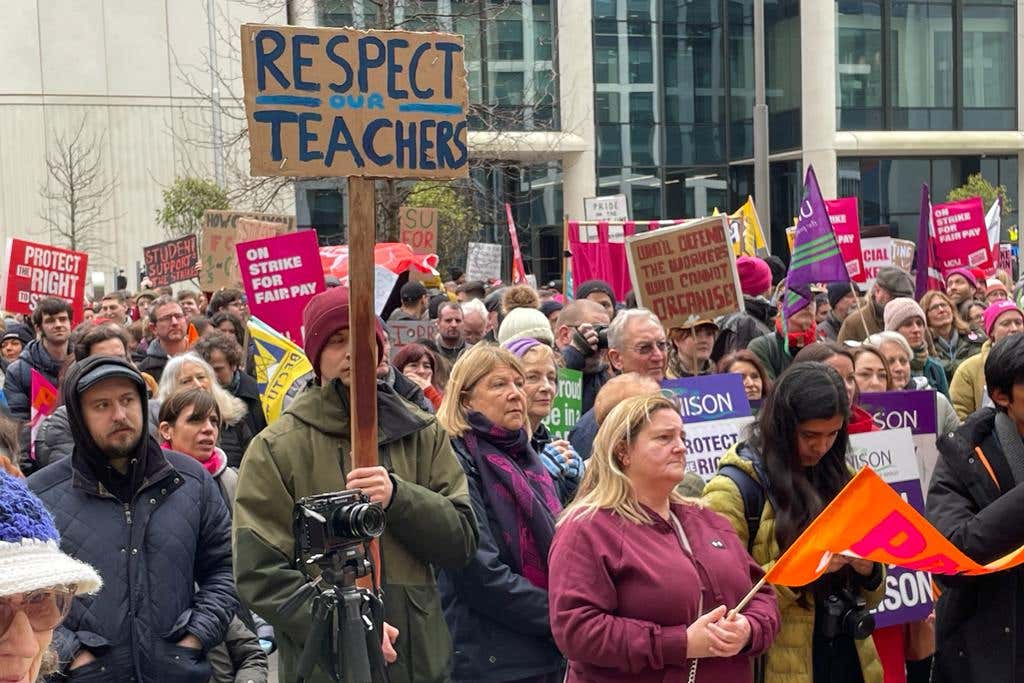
[463,411,562,589]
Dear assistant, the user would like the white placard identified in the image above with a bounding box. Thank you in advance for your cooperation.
[466,242,502,282]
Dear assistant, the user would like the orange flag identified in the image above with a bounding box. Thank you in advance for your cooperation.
[765,466,1024,587]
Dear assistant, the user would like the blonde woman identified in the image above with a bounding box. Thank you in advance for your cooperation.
[548,394,779,682]
[436,344,564,683]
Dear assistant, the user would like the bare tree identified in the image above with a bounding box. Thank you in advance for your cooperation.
[38,117,118,259]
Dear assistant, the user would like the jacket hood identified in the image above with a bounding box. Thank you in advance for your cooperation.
[283,378,432,446]
[145,338,169,359]
[65,355,156,501]
[743,295,777,325]
[19,339,64,377]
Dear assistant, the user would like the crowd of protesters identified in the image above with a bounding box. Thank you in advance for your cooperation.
[1,253,1023,683]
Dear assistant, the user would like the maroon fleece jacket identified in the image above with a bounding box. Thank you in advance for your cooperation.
[549,502,780,683]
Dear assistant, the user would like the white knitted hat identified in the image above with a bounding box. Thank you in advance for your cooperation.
[0,470,101,597]
[497,307,555,346]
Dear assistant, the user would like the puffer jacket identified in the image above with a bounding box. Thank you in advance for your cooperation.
[949,340,991,420]
[703,445,885,683]
[232,379,478,683]
[4,338,64,420]
[932,328,985,383]
[28,443,237,683]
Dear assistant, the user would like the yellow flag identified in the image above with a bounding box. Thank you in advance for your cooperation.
[739,197,768,256]
[247,316,314,422]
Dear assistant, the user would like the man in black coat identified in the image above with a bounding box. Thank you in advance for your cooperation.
[28,355,237,682]
[928,333,1024,682]
[4,297,72,420]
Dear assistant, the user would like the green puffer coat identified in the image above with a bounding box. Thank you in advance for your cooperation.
[703,446,885,683]
[232,380,479,683]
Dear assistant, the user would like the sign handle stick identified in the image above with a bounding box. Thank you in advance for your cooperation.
[728,577,767,620]
[562,215,570,299]
[348,176,382,588]
[852,276,871,342]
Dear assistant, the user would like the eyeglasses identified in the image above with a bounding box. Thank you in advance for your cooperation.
[927,302,951,313]
[632,340,668,356]
[156,312,186,323]
[0,586,76,636]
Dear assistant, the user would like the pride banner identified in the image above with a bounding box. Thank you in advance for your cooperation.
[765,466,1024,587]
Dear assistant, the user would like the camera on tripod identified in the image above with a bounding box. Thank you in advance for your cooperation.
[294,490,386,559]
[822,588,875,640]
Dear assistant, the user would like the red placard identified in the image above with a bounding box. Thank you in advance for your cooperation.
[236,230,325,344]
[931,197,991,270]
[825,197,866,283]
[2,239,87,321]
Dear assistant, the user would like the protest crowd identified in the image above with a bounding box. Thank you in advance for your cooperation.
[3,181,1024,683]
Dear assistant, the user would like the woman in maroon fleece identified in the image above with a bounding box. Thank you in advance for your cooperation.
[548,393,779,682]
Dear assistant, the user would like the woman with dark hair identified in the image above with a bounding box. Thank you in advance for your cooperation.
[211,312,246,348]
[851,345,892,394]
[717,349,772,403]
[704,363,885,683]
[392,343,444,410]
[792,342,875,434]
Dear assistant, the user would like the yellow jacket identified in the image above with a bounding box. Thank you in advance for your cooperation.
[949,339,991,420]
[702,445,885,683]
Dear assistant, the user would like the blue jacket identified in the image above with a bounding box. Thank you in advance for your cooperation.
[568,408,599,461]
[4,339,63,420]
[437,438,563,683]
[28,441,238,683]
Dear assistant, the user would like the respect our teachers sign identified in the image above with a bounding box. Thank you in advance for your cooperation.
[241,24,469,179]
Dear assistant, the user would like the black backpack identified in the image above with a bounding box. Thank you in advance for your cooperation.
[717,444,772,553]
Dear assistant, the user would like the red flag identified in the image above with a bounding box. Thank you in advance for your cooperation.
[29,369,58,462]
[505,202,528,285]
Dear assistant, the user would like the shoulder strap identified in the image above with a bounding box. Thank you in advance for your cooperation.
[718,462,764,553]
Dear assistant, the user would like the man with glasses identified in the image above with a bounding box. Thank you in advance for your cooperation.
[138,295,190,383]
[569,309,669,460]
[28,355,237,681]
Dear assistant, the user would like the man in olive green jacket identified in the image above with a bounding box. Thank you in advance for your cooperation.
[233,287,478,683]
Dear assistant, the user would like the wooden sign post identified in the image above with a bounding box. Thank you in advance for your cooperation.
[240,24,468,474]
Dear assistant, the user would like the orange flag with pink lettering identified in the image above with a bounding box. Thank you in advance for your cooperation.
[764,466,1024,587]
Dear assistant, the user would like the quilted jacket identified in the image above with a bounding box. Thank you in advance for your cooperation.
[28,442,238,682]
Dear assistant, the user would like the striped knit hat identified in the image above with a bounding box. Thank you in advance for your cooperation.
[0,470,101,597]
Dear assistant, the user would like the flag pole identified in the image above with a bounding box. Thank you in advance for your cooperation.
[728,577,767,620]
[852,277,871,342]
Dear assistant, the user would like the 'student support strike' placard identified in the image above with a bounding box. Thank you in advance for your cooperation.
[825,197,866,283]
[236,230,325,344]
[931,196,991,270]
[241,23,469,179]
[626,216,743,329]
[661,373,754,481]
[143,235,199,287]
[2,239,87,321]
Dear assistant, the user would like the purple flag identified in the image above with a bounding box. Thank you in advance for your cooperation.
[782,166,851,319]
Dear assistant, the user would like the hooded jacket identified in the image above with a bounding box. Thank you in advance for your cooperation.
[4,338,65,420]
[232,379,478,683]
[928,408,1024,682]
[27,355,237,682]
[703,445,885,683]
[138,337,171,383]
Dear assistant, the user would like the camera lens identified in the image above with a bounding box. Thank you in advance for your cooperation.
[330,502,386,540]
[844,610,875,640]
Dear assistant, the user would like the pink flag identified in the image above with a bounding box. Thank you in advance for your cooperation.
[29,369,58,462]
[505,202,528,285]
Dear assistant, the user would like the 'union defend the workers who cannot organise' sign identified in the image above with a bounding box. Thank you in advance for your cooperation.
[2,239,88,321]
[626,216,744,329]
[241,24,469,179]
[236,230,325,344]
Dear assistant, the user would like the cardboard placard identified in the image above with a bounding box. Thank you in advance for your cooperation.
[2,239,87,321]
[661,374,755,482]
[931,197,991,270]
[625,216,743,329]
[825,197,866,282]
[541,368,583,441]
[399,206,438,282]
[583,194,629,221]
[891,239,916,273]
[143,235,199,287]
[241,23,469,180]
[466,242,502,282]
[201,210,296,290]
[236,230,325,343]
[386,320,438,350]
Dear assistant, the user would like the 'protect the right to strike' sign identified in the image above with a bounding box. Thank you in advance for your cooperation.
[2,239,88,321]
[241,23,469,180]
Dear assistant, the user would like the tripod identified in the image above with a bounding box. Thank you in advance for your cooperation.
[281,543,389,683]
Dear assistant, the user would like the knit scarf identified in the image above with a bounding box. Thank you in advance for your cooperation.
[463,412,561,589]
[160,440,225,476]
[775,316,817,351]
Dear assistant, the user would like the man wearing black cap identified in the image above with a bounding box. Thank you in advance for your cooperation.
[838,266,915,343]
[819,282,860,341]
[27,355,237,682]
[233,286,477,683]
[389,281,429,321]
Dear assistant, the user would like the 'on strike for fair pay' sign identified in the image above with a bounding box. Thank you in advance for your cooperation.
[2,239,87,320]
[241,24,469,179]
[626,216,744,329]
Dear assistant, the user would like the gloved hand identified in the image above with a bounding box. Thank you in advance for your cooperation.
[541,440,584,482]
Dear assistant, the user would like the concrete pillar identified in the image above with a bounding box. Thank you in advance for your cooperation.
[800,0,837,197]
[557,0,596,219]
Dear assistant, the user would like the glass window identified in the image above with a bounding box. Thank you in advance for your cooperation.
[962,5,1015,129]
[594,35,620,83]
[595,93,621,123]
[729,1,754,160]
[533,0,554,61]
[890,1,954,129]
[491,72,524,106]
[836,1,883,130]
[766,0,801,150]
[628,36,655,83]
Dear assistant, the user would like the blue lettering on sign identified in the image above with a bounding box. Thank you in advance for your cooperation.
[292,34,320,91]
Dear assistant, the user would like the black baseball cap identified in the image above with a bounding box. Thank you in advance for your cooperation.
[400,281,428,303]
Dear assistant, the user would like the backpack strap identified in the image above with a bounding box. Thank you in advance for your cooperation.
[719,464,764,554]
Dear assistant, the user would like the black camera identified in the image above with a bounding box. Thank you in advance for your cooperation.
[293,490,386,559]
[822,589,875,640]
[573,324,609,356]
